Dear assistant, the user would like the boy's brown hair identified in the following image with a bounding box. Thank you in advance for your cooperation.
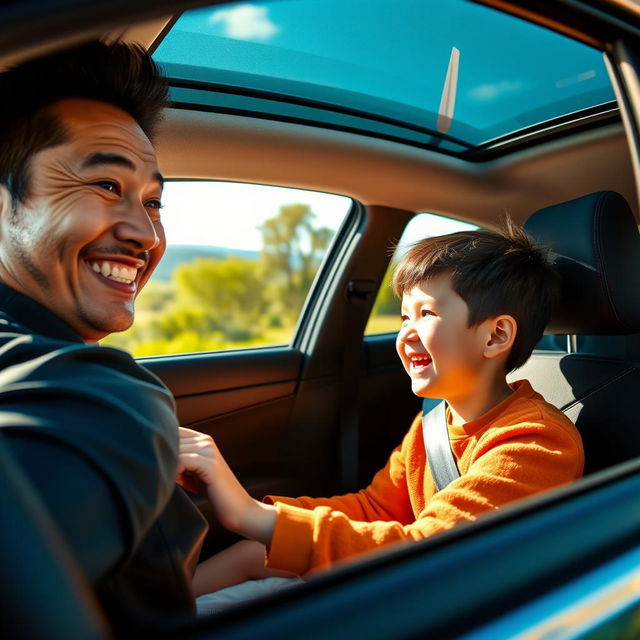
[392,218,560,372]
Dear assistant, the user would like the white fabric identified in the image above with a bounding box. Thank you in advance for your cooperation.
[196,577,304,616]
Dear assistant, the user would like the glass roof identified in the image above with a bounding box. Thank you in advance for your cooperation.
[153,0,616,152]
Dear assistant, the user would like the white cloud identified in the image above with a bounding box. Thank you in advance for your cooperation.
[555,69,597,89]
[209,4,279,42]
[468,80,523,102]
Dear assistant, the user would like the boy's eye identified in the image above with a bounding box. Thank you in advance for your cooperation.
[400,314,409,323]
[421,309,434,317]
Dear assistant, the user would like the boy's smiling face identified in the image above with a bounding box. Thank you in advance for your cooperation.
[396,274,490,402]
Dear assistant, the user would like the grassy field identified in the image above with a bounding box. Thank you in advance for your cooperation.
[365,314,400,335]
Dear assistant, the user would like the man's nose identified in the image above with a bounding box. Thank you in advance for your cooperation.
[114,202,160,250]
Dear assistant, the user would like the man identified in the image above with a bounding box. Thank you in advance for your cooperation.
[0,41,207,626]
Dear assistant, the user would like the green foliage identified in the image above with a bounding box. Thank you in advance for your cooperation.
[135,280,175,311]
[259,203,334,318]
[371,264,400,317]
[174,256,266,329]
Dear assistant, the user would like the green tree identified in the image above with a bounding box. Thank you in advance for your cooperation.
[259,203,333,316]
[135,280,175,312]
[174,256,266,336]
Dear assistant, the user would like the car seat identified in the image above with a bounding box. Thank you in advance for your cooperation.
[512,191,640,475]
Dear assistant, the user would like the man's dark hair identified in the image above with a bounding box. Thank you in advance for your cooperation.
[392,218,561,372]
[0,40,168,204]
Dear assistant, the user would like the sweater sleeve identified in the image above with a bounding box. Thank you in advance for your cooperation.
[265,413,583,576]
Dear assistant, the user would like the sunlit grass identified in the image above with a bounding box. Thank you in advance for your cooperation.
[101,313,400,358]
[365,314,400,335]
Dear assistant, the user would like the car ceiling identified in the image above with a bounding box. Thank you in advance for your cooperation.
[118,8,638,228]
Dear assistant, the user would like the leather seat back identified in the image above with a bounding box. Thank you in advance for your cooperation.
[514,191,640,475]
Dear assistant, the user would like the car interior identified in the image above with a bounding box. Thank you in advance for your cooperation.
[520,190,640,475]
[2,1,640,638]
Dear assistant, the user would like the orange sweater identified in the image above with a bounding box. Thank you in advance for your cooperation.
[264,380,584,576]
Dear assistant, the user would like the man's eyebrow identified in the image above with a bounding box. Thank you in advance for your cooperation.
[81,152,164,189]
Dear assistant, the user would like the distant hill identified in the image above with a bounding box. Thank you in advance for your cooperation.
[151,245,260,282]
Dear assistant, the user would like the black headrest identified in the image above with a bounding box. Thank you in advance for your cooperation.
[524,191,640,335]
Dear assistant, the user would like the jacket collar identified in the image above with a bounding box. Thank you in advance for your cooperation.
[0,283,84,344]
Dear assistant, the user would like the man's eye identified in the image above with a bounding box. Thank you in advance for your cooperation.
[94,180,120,194]
[145,199,163,211]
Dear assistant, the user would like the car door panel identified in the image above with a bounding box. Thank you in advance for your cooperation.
[143,348,303,493]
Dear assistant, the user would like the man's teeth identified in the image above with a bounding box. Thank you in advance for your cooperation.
[89,261,137,284]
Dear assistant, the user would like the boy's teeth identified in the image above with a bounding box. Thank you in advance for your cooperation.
[89,261,137,284]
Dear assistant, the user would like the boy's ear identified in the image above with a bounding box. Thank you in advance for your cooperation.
[483,315,517,360]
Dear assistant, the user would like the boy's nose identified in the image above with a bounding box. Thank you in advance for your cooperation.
[399,322,419,342]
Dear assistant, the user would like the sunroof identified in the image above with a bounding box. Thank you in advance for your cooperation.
[153,0,616,151]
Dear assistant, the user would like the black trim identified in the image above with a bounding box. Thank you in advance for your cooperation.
[292,201,365,354]
[463,102,621,160]
[170,98,472,160]
[170,93,621,163]
[169,78,472,150]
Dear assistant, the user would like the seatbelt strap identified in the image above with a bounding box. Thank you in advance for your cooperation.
[422,398,460,491]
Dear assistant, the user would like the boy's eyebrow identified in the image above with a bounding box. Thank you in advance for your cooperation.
[80,152,164,189]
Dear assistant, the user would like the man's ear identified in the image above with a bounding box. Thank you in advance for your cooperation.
[483,315,517,360]
[0,184,13,224]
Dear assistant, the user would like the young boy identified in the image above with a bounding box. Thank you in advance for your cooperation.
[177,220,584,609]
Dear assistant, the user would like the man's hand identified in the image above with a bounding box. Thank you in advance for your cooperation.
[177,427,276,545]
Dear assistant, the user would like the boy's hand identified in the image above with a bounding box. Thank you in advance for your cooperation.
[176,427,276,545]
[176,427,220,492]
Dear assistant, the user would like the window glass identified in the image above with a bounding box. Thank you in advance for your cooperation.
[366,213,477,335]
[154,0,614,149]
[536,335,567,352]
[101,181,352,356]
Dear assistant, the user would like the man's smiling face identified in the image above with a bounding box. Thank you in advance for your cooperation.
[0,98,166,342]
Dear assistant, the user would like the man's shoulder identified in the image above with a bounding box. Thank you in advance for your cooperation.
[0,309,164,389]
[0,307,179,511]
[0,311,33,340]
[0,309,176,436]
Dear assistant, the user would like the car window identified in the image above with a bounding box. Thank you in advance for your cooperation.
[154,0,615,154]
[101,181,352,356]
[366,214,570,352]
[366,213,477,335]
